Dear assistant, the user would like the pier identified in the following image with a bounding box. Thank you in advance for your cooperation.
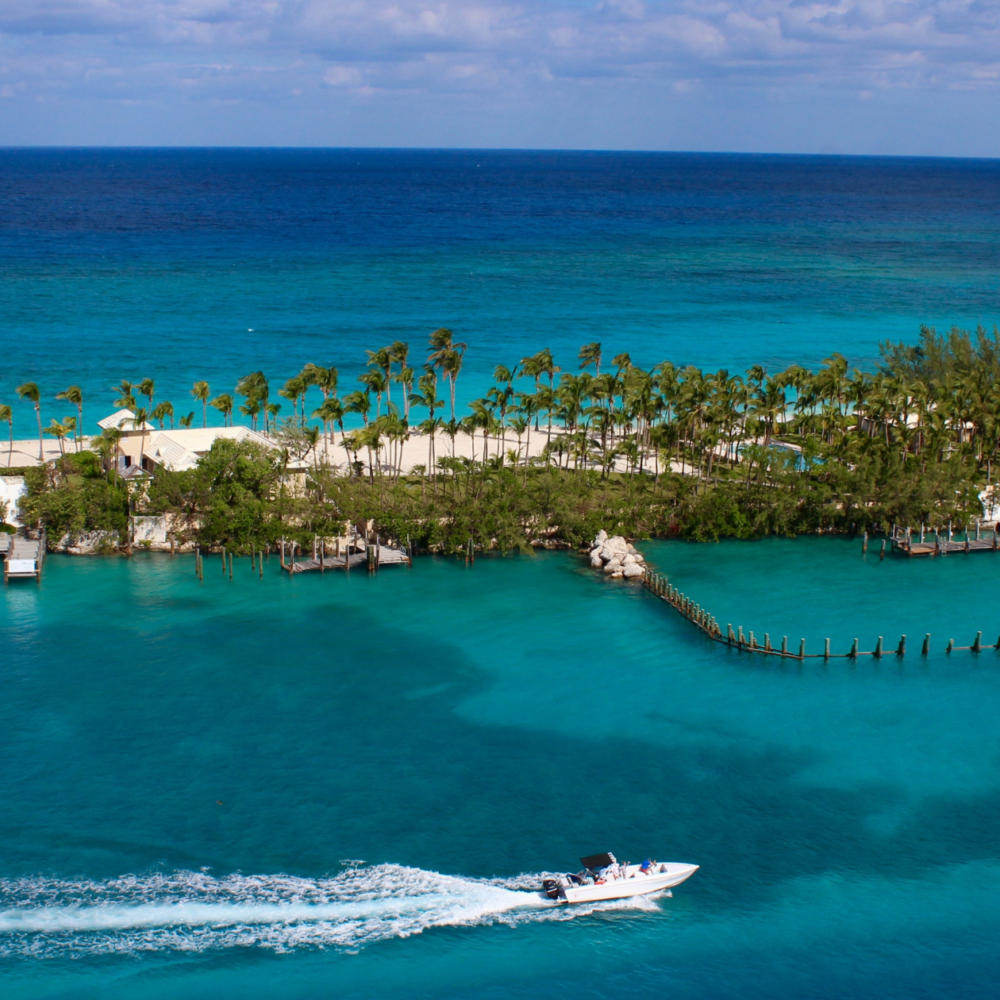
[279,532,412,575]
[642,570,996,659]
[2,529,45,583]
[887,520,999,557]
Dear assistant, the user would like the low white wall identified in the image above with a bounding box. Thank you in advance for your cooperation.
[0,476,26,527]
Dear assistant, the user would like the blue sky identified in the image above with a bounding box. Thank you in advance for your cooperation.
[1,0,998,153]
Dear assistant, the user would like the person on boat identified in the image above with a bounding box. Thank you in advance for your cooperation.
[598,862,620,882]
[639,859,654,875]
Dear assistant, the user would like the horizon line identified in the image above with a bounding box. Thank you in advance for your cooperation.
[0,145,998,164]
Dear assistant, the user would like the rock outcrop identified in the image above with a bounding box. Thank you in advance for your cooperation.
[589,530,646,580]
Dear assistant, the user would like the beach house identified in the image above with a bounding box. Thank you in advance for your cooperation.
[96,409,305,474]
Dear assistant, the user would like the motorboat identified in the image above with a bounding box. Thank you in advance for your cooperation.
[541,852,698,904]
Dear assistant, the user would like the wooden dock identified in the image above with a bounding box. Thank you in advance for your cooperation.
[642,570,997,659]
[279,534,412,575]
[889,521,999,557]
[2,529,45,583]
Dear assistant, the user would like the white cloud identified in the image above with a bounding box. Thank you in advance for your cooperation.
[0,0,997,108]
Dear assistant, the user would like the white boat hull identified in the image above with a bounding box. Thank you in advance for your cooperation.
[558,862,698,904]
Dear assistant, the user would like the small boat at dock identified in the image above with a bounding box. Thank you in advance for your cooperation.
[541,852,698,904]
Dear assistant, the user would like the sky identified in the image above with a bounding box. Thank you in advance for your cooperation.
[0,0,998,153]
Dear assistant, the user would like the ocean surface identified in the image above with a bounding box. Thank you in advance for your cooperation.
[3,542,1000,999]
[1,149,999,436]
[3,151,1000,997]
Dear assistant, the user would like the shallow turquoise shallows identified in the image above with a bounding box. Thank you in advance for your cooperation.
[3,542,1000,999]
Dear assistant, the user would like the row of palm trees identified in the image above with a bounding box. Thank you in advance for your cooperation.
[7,325,999,493]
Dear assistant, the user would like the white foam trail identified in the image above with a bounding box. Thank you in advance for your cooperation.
[0,865,661,958]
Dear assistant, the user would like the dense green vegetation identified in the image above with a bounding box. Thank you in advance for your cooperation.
[8,324,999,550]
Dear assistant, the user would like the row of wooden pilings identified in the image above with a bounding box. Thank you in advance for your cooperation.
[193,543,268,582]
[641,570,997,658]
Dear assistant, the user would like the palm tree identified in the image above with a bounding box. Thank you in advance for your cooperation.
[366,346,394,406]
[342,430,364,477]
[191,381,211,427]
[239,397,262,430]
[92,426,123,482]
[151,400,174,429]
[390,341,410,414]
[358,369,388,420]
[138,378,155,410]
[313,397,345,458]
[344,390,371,428]
[579,342,602,375]
[280,376,308,424]
[305,364,339,404]
[235,371,270,430]
[114,379,137,410]
[55,385,84,451]
[515,392,539,474]
[428,328,467,421]
[178,412,195,429]
[509,414,528,467]
[0,404,12,463]
[131,408,151,471]
[518,353,544,428]
[411,370,445,486]
[16,382,43,461]
[44,419,69,457]
[211,394,234,427]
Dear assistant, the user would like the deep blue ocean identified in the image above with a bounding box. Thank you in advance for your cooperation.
[1,149,998,434]
[3,151,1000,999]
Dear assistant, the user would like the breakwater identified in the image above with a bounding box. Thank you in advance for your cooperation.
[642,569,995,659]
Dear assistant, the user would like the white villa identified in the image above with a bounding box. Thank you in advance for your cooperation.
[96,409,299,475]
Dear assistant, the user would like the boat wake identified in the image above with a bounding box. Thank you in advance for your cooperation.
[0,864,661,958]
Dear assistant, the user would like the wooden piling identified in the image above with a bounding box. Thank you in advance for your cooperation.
[874,636,883,658]
[973,631,982,652]
[946,638,954,653]
[764,633,772,652]
[922,633,930,655]
[824,637,830,660]
[862,531,868,553]
[222,546,227,576]
[781,636,788,655]
[728,624,736,643]
[798,638,805,658]
[850,638,858,659]
[897,635,906,656]
[879,539,886,561]
[228,552,233,580]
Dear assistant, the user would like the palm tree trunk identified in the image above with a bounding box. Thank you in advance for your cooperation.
[35,404,43,461]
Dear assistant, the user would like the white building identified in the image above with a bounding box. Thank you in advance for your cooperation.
[96,410,303,474]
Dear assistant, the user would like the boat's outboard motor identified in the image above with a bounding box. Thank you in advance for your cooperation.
[542,878,563,899]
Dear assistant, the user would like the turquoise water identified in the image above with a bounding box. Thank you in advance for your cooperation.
[2,150,1000,436]
[4,544,1000,997]
[4,149,1000,996]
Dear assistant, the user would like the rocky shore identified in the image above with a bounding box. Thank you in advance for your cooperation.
[589,530,646,579]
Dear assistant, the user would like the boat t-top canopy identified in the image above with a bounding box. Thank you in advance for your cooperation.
[580,852,616,870]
